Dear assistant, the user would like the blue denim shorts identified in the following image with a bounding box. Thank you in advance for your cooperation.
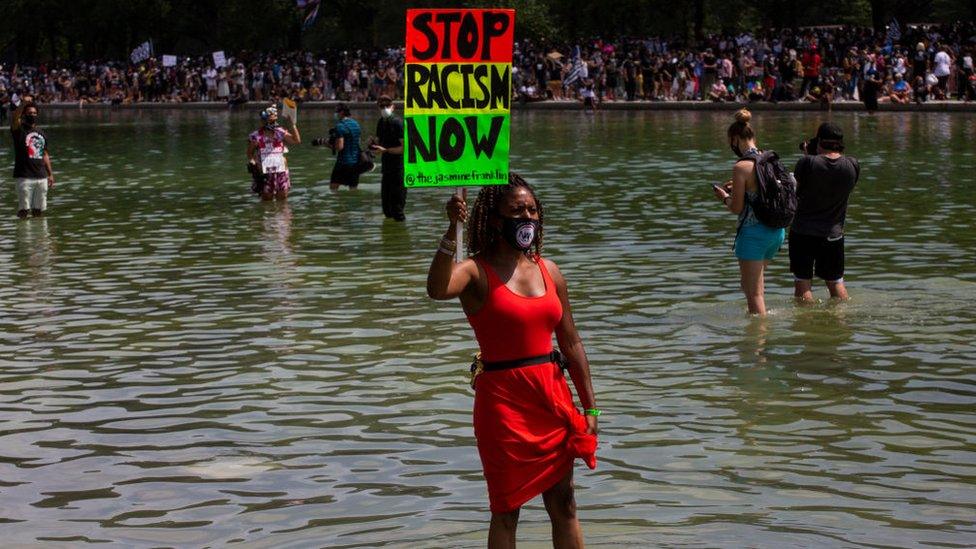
[735,223,785,261]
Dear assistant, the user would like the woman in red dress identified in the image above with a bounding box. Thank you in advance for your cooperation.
[427,174,599,548]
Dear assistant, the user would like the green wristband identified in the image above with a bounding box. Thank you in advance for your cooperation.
[583,408,601,416]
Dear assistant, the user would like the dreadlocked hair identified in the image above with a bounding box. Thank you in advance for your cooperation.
[467,172,544,258]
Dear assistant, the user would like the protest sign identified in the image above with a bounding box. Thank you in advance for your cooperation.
[162,55,177,67]
[281,98,298,124]
[130,40,153,64]
[212,51,227,68]
[403,9,514,189]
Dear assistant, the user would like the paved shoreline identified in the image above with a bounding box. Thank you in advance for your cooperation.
[37,100,976,113]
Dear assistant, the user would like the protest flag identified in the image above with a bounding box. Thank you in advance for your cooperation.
[296,0,321,30]
[130,40,153,64]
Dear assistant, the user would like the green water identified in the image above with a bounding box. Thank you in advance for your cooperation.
[1,109,974,547]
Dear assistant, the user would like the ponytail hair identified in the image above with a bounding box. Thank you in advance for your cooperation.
[727,108,755,141]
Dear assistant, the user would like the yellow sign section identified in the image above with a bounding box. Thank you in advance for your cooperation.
[404,63,511,115]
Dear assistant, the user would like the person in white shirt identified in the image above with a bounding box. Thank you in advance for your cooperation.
[892,52,907,77]
[204,67,217,101]
[579,78,597,111]
[933,46,952,96]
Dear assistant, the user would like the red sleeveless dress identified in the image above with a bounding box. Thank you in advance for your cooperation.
[468,256,597,514]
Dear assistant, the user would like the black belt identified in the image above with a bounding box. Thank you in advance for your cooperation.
[481,350,566,372]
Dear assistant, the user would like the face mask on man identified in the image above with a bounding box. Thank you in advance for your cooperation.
[22,114,37,127]
[381,106,394,118]
[500,217,540,252]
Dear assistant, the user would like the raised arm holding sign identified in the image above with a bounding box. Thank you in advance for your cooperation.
[405,8,514,261]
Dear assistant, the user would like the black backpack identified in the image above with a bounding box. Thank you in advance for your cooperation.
[742,150,797,229]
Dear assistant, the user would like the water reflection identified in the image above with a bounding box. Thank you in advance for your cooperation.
[737,316,771,366]
[15,217,54,270]
[380,215,412,251]
[260,201,294,274]
[14,217,56,303]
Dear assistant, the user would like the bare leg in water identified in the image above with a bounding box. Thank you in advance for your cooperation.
[739,259,768,316]
[794,278,848,302]
[488,508,520,549]
[794,278,815,303]
[826,279,848,300]
[543,468,584,548]
[488,468,584,548]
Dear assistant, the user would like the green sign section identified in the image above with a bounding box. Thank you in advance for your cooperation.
[403,113,509,188]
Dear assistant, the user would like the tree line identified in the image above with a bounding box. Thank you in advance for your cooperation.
[2,0,972,63]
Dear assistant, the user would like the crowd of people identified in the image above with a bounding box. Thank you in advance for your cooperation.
[0,49,403,108]
[513,21,975,107]
[1,22,973,111]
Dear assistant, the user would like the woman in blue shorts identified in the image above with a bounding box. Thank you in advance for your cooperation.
[713,108,784,316]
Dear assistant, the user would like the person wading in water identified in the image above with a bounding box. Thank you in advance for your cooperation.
[713,109,786,316]
[247,105,300,201]
[427,174,599,548]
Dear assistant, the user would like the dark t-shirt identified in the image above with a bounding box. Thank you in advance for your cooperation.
[913,51,928,77]
[376,115,404,173]
[780,57,795,80]
[703,53,717,75]
[12,126,49,179]
[792,154,860,239]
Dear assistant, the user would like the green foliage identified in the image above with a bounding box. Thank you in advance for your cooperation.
[467,0,558,41]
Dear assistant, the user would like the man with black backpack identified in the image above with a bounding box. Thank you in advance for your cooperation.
[790,123,859,302]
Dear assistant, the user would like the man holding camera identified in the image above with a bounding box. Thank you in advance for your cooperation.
[328,103,362,190]
[370,96,406,221]
[790,123,859,302]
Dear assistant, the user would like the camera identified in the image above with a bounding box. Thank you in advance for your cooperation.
[799,136,819,155]
[247,161,267,194]
[311,127,340,154]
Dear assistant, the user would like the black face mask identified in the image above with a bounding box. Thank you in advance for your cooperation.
[500,217,540,252]
[22,114,37,127]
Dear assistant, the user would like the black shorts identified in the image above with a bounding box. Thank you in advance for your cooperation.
[789,231,845,282]
[331,162,360,188]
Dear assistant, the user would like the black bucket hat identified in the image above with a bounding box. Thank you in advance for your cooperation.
[816,122,844,151]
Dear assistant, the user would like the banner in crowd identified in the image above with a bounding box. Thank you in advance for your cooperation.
[403,8,514,188]
[212,51,227,68]
[162,55,177,68]
[885,17,902,45]
[130,40,153,65]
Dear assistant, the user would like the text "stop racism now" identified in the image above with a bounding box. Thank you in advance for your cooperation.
[403,9,514,188]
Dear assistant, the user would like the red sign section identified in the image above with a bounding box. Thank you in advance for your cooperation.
[406,9,514,64]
